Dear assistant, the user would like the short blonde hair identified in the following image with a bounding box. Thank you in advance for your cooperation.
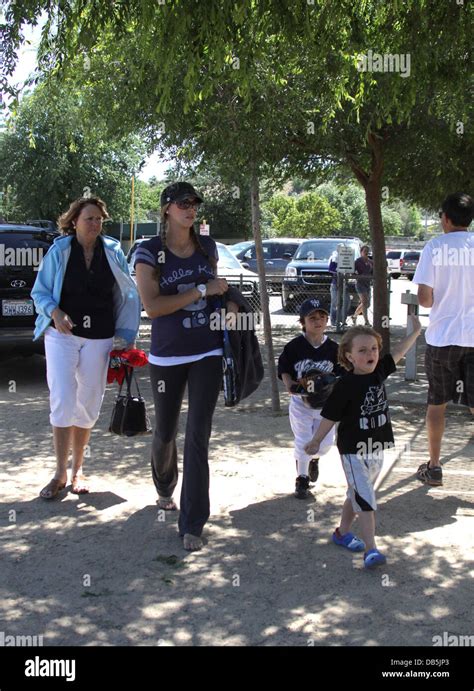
[338,325,382,371]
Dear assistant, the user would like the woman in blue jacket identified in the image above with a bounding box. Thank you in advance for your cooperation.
[32,196,140,500]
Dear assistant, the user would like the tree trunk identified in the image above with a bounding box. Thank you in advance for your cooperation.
[347,132,390,352]
[365,178,390,352]
[250,168,280,412]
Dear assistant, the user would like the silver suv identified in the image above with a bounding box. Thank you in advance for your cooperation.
[386,249,411,279]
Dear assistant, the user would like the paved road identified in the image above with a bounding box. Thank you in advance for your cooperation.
[267,277,428,329]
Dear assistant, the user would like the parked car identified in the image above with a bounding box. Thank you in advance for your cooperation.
[126,237,158,277]
[216,243,261,311]
[27,219,58,232]
[282,237,364,313]
[399,250,420,280]
[127,238,261,312]
[0,224,60,355]
[386,249,411,279]
[228,240,253,256]
[235,238,302,292]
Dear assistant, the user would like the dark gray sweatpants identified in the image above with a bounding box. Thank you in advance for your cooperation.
[149,356,222,537]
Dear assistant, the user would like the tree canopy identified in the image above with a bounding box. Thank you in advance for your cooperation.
[2,0,471,344]
[0,80,145,221]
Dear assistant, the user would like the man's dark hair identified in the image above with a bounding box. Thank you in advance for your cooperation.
[441,192,473,228]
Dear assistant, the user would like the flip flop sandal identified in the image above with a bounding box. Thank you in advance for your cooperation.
[40,478,66,500]
[156,497,178,511]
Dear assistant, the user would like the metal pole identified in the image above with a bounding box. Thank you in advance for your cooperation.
[340,274,348,334]
[401,290,419,381]
[335,272,341,332]
[130,175,135,245]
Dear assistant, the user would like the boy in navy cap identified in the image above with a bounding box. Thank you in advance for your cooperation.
[278,298,344,498]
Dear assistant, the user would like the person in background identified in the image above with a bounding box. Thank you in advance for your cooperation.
[329,250,350,328]
[352,245,373,326]
[413,191,474,486]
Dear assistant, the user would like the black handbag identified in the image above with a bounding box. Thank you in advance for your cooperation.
[109,366,152,436]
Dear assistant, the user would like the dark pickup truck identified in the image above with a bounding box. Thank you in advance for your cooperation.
[281,237,364,312]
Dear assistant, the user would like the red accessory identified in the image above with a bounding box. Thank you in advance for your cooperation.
[108,348,148,385]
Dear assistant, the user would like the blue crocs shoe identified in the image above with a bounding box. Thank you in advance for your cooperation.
[332,529,365,552]
[364,549,387,569]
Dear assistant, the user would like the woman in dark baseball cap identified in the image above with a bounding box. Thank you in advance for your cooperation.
[134,181,238,552]
[160,182,204,207]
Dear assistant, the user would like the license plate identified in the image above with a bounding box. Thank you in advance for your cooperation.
[2,299,34,316]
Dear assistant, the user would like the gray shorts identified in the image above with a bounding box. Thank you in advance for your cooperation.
[341,452,384,512]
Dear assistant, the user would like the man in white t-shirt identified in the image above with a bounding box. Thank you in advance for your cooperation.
[413,192,474,486]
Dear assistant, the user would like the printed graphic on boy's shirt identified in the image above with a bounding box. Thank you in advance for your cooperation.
[294,359,335,380]
[360,385,389,429]
[176,282,209,329]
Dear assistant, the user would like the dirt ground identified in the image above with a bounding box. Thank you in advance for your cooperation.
[0,324,473,647]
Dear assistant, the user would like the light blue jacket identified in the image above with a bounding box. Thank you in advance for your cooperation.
[31,235,141,344]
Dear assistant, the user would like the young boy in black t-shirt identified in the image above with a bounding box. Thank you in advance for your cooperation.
[305,318,421,568]
[278,298,344,499]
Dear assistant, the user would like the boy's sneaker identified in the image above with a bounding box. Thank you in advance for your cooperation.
[295,475,310,499]
[364,549,387,569]
[308,458,319,483]
[332,528,365,552]
[416,462,443,486]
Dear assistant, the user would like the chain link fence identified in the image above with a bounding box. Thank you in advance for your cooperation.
[219,272,390,332]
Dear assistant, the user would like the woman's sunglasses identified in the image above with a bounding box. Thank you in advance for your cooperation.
[175,199,201,210]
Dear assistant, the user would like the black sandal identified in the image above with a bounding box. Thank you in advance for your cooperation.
[156,497,178,510]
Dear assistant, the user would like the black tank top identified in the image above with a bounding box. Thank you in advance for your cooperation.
[58,236,116,338]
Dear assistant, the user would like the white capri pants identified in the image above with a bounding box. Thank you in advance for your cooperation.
[289,394,336,462]
[44,327,113,428]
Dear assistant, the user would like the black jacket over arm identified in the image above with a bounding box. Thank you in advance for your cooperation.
[224,287,264,404]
